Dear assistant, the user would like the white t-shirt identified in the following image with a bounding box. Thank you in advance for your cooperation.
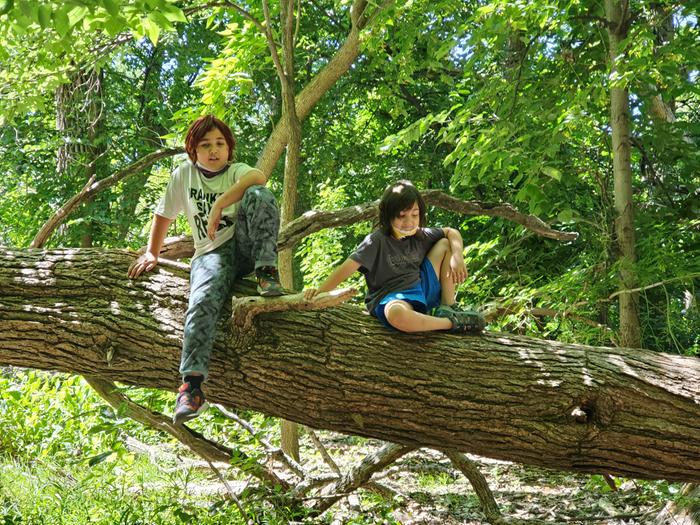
[155,160,256,260]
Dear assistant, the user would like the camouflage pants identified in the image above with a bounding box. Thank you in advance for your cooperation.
[179,185,279,379]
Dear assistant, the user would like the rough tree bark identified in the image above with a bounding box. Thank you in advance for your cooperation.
[1,248,699,483]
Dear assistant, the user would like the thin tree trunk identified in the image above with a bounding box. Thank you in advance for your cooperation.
[605,0,641,348]
[255,0,374,175]
[263,0,304,460]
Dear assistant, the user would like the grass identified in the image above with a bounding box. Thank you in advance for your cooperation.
[0,454,252,525]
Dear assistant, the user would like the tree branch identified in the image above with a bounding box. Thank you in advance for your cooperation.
[214,403,307,478]
[185,2,267,36]
[262,0,287,85]
[231,288,357,329]
[280,190,578,248]
[311,442,414,513]
[443,449,503,524]
[606,273,700,300]
[147,189,579,262]
[421,190,579,241]
[308,430,342,475]
[31,147,183,248]
[83,376,290,490]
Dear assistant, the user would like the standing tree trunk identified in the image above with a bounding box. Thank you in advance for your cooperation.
[277,0,303,462]
[604,0,641,348]
[262,0,304,460]
[55,67,106,248]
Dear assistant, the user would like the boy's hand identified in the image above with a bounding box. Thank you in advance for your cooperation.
[449,253,467,284]
[303,288,319,300]
[128,252,158,279]
[207,204,222,240]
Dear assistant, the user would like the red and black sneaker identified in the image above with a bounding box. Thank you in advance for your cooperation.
[172,382,208,425]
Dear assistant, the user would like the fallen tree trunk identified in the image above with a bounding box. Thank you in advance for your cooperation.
[1,248,699,482]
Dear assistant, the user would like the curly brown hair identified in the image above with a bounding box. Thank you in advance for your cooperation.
[184,115,236,164]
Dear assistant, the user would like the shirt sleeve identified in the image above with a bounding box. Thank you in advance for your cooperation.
[231,163,256,186]
[154,168,185,219]
[349,232,380,272]
[423,227,446,247]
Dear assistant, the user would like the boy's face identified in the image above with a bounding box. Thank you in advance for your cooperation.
[391,201,420,235]
[195,128,230,172]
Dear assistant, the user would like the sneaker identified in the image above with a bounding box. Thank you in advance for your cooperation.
[172,382,208,425]
[434,304,485,334]
[255,266,283,297]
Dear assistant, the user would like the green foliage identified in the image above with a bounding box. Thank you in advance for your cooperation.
[1,0,187,44]
[299,180,368,297]
[0,0,699,521]
[0,457,254,525]
[0,370,311,525]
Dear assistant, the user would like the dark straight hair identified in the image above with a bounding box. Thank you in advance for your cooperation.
[378,180,426,236]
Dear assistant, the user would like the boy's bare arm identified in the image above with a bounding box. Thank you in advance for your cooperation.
[207,169,267,240]
[128,214,173,278]
[304,258,361,299]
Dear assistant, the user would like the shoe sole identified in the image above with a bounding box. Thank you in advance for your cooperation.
[172,401,209,425]
[257,288,284,297]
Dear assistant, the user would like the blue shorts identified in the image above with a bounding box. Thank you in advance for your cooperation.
[374,258,441,328]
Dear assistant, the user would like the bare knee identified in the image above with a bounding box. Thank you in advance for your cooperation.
[430,237,450,256]
[427,237,450,276]
[384,301,414,332]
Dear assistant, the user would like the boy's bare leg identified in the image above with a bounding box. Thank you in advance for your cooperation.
[426,238,456,305]
[384,299,452,332]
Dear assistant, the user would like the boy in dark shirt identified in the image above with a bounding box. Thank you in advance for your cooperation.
[304,180,484,333]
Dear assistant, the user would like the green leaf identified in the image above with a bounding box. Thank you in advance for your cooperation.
[67,5,88,27]
[11,20,27,34]
[104,15,124,36]
[542,166,561,181]
[87,423,115,435]
[53,8,70,37]
[141,16,160,45]
[0,0,14,16]
[557,209,574,222]
[87,451,113,466]
[148,10,173,32]
[37,3,50,28]
[101,0,120,17]
[18,0,32,18]
[160,2,187,23]
[477,5,496,17]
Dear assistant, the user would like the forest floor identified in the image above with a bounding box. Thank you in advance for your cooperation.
[163,428,681,525]
[297,432,675,525]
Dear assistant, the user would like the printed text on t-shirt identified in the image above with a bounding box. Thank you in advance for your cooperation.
[389,252,422,268]
[189,188,234,239]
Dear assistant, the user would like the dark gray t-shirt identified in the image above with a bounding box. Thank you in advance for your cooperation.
[349,227,445,314]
